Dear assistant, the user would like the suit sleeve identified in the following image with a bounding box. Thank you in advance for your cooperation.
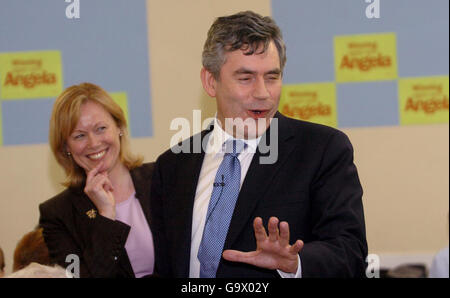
[39,201,131,278]
[299,130,368,277]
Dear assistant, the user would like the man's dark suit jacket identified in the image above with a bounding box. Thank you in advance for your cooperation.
[39,162,154,278]
[150,113,368,278]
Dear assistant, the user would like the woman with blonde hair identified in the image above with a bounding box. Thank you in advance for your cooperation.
[39,83,155,277]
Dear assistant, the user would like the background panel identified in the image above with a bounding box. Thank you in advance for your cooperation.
[337,81,399,128]
[2,99,54,146]
[0,0,153,141]
[272,0,449,128]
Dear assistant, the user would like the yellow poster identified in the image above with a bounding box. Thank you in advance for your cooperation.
[0,50,63,99]
[110,92,130,127]
[279,82,337,128]
[334,33,398,82]
[399,76,449,125]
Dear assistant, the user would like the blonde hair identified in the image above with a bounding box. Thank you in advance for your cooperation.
[49,82,143,188]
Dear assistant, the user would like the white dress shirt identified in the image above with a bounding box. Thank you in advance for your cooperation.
[189,118,301,278]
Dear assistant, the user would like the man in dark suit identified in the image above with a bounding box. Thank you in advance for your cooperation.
[150,10,367,278]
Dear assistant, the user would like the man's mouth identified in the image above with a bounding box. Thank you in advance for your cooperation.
[248,109,269,118]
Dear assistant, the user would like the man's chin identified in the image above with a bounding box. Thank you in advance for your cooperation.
[223,116,272,140]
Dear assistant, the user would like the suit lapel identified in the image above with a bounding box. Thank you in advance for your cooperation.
[224,113,296,250]
[69,187,98,219]
[171,129,212,277]
[69,183,135,277]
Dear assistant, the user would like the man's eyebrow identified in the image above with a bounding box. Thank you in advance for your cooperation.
[233,68,281,75]
[266,69,281,75]
[234,68,255,75]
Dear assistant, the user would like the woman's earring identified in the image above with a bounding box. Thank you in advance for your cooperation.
[66,152,71,157]
[119,132,123,137]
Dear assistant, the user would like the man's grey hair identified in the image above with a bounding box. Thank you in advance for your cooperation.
[202,10,287,79]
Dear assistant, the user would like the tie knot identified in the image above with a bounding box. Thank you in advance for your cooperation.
[223,139,245,157]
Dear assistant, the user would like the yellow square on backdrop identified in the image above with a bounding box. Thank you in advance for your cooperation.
[398,76,449,125]
[110,92,130,129]
[0,50,63,99]
[334,33,398,82]
[279,82,337,128]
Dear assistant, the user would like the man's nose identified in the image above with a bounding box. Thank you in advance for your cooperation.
[252,77,270,100]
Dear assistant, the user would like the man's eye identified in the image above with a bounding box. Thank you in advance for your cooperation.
[266,76,279,80]
[238,77,251,81]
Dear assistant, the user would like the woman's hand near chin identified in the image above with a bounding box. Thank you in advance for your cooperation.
[84,162,116,220]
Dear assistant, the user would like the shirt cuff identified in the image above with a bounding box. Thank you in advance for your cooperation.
[277,254,302,278]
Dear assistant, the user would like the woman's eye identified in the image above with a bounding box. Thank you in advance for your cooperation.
[74,134,84,139]
[97,126,107,132]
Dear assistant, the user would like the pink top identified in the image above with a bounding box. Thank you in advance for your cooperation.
[115,193,154,277]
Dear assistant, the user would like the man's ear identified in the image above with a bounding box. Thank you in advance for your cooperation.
[200,67,217,97]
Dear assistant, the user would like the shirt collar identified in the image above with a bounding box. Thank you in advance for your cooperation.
[207,117,262,157]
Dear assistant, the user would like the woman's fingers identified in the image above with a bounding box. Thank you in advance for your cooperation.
[86,162,103,182]
[100,173,114,193]
[84,166,114,202]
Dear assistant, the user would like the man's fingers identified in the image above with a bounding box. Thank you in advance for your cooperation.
[289,239,304,254]
[279,221,290,247]
[253,217,267,242]
[223,249,258,265]
[268,217,279,242]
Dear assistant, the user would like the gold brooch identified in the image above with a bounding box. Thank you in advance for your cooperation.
[86,209,97,219]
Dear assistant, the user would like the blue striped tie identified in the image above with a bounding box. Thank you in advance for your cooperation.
[198,139,245,278]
